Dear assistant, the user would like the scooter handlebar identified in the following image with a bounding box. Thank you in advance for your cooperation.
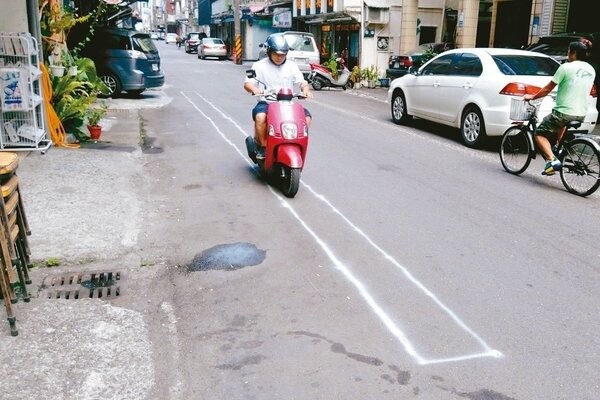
[253,91,307,101]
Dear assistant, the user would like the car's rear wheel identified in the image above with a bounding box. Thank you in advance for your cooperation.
[461,106,486,148]
[99,73,121,98]
[391,90,411,124]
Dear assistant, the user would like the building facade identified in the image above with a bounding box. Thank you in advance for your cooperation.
[1,0,595,77]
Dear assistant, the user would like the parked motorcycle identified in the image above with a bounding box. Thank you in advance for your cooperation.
[308,60,351,90]
[245,70,309,198]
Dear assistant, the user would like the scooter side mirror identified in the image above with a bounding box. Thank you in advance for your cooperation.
[246,69,256,79]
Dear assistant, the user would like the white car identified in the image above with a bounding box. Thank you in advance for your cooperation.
[387,48,598,147]
[258,31,319,79]
[165,33,178,44]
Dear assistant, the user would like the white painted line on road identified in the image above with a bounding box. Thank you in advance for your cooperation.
[181,91,502,365]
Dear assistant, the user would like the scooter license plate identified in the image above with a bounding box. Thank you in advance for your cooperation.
[293,58,307,64]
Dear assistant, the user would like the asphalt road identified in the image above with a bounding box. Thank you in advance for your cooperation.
[2,41,599,400]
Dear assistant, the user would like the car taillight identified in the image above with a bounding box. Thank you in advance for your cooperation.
[499,83,541,96]
[402,57,413,67]
[128,50,147,60]
[591,84,597,98]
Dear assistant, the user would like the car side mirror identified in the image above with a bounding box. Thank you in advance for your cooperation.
[246,69,256,79]
[258,43,264,48]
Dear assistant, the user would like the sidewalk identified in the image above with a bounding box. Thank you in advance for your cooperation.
[0,107,153,399]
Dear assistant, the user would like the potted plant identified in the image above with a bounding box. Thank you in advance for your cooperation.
[321,53,340,80]
[363,65,379,88]
[349,66,362,88]
[62,49,78,76]
[85,102,108,141]
[48,46,66,77]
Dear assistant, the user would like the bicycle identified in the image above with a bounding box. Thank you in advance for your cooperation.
[499,98,600,197]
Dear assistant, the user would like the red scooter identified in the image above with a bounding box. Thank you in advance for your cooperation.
[245,70,309,198]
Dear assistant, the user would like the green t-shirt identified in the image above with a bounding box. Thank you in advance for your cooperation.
[552,60,596,116]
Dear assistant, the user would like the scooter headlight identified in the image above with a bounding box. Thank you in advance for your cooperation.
[281,123,297,139]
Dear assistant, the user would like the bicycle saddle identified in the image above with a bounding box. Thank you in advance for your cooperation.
[566,120,582,129]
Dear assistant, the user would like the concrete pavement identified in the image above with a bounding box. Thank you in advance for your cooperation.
[0,106,155,399]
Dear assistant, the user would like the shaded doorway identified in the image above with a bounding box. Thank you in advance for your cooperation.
[494,0,532,48]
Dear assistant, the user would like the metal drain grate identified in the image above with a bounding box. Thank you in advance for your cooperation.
[39,271,123,300]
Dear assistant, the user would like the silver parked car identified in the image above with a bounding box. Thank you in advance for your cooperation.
[198,38,227,60]
[387,48,598,147]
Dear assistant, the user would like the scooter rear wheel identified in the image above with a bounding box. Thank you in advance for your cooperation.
[281,167,301,198]
[312,78,324,91]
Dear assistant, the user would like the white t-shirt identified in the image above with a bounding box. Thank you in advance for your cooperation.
[246,57,305,100]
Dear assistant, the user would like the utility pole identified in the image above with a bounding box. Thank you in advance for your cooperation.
[233,0,242,64]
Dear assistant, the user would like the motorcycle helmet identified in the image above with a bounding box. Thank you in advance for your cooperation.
[266,33,289,56]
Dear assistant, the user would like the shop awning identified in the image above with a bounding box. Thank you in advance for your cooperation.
[249,5,266,13]
[363,0,389,9]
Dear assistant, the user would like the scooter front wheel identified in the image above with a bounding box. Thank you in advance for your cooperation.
[281,167,301,198]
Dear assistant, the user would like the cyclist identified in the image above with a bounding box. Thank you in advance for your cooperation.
[243,33,312,160]
[524,40,596,175]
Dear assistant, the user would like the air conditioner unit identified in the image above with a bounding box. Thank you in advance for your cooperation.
[365,7,389,24]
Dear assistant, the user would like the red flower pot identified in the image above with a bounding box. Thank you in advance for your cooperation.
[87,125,102,141]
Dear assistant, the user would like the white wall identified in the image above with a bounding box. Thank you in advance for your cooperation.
[0,1,28,33]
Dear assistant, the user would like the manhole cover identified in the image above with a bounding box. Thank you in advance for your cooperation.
[189,243,266,271]
[39,271,123,300]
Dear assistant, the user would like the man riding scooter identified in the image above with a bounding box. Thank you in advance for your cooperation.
[243,33,312,160]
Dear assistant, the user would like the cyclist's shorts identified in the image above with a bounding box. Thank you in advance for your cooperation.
[535,109,584,143]
[252,101,312,121]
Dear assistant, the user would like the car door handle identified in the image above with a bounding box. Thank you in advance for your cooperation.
[433,81,440,87]
[463,83,473,89]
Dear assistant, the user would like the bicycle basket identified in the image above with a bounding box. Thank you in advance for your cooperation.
[510,98,541,121]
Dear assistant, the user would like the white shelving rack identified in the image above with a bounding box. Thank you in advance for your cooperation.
[0,32,51,152]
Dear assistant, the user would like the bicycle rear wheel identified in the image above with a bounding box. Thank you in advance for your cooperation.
[559,138,600,196]
[500,126,532,175]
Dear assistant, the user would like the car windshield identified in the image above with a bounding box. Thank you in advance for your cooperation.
[133,35,158,53]
[204,38,224,45]
[285,35,315,52]
[189,33,200,39]
[492,55,559,76]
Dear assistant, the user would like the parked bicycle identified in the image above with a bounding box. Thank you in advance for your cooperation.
[499,98,600,197]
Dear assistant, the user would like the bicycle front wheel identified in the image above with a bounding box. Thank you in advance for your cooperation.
[560,138,600,197]
[500,126,532,175]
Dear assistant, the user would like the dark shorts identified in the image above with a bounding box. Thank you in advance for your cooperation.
[535,109,584,143]
[252,101,312,121]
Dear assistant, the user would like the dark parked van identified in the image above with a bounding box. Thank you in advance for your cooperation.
[81,28,165,97]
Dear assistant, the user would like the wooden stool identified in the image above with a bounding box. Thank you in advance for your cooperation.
[2,185,31,299]
[0,152,21,335]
